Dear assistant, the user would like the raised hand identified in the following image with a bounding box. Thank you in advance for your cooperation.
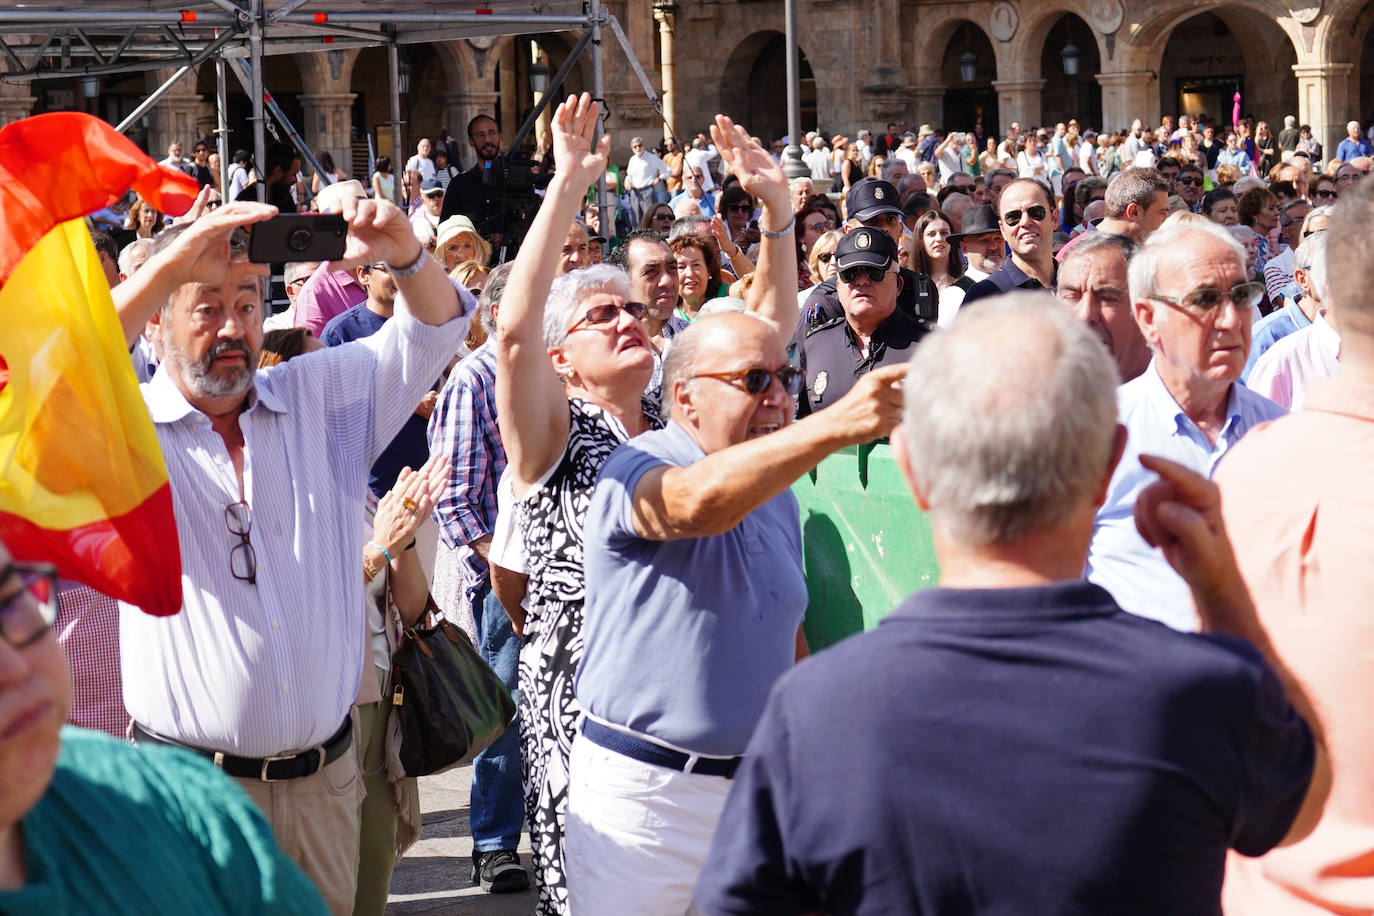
[333,196,422,272]
[710,114,789,214]
[153,200,277,287]
[550,92,611,191]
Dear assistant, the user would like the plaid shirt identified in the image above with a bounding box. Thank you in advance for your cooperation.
[428,340,504,594]
[55,582,130,738]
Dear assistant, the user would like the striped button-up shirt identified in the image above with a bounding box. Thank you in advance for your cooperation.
[427,340,503,595]
[120,299,471,757]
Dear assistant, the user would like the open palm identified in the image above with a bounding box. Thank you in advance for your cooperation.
[710,114,787,203]
[551,93,611,188]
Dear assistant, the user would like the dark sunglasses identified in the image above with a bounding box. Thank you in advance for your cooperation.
[1001,205,1048,227]
[1177,176,1203,187]
[816,252,835,263]
[727,203,753,213]
[1313,188,1337,199]
[804,220,828,233]
[567,301,648,335]
[691,365,804,397]
[839,265,888,284]
[1146,281,1264,316]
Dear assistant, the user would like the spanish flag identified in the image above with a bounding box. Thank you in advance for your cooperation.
[0,112,198,616]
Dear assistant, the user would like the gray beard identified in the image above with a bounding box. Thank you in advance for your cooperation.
[165,337,255,400]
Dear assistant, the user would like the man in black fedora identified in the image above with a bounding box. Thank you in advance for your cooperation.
[803,177,936,330]
[947,204,1006,285]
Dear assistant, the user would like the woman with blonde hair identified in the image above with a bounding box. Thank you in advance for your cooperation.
[434,215,492,271]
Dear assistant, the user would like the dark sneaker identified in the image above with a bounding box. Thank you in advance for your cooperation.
[472,849,530,894]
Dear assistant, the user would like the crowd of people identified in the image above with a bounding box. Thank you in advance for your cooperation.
[6,91,1374,916]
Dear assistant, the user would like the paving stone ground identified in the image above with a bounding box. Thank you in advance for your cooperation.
[386,764,535,915]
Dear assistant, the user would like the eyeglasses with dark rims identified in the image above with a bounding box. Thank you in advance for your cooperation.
[1146,281,1264,317]
[690,365,804,397]
[1001,205,1049,227]
[566,301,649,336]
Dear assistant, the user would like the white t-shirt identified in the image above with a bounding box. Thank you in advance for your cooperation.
[405,154,436,182]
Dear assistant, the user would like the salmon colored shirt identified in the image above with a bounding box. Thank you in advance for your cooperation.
[1216,377,1374,915]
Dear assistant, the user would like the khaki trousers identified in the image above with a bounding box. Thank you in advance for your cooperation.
[234,716,364,916]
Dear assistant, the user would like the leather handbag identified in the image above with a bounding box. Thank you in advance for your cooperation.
[387,603,516,778]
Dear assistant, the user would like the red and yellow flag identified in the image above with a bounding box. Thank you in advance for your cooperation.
[0,112,198,615]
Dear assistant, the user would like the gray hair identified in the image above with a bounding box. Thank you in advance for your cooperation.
[1128,221,1247,307]
[1059,231,1136,269]
[1293,230,1329,306]
[1104,168,1168,219]
[695,296,747,318]
[542,262,632,349]
[902,293,1120,546]
[668,214,712,243]
[283,261,318,286]
[789,176,815,192]
[1327,177,1374,329]
[117,237,154,277]
[1301,204,1334,236]
[479,262,513,337]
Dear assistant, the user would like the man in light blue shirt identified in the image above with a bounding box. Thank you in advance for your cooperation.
[1335,120,1373,163]
[1086,222,1285,631]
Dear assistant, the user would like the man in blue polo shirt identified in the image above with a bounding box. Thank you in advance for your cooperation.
[565,310,907,915]
[961,177,1058,306]
[692,296,1327,916]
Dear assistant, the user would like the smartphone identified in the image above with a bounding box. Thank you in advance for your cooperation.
[248,213,347,263]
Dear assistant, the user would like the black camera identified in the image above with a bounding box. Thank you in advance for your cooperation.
[249,214,347,263]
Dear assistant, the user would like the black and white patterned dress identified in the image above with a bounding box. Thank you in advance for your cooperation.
[515,396,661,916]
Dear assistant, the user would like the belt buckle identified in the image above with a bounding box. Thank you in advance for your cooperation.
[260,753,297,782]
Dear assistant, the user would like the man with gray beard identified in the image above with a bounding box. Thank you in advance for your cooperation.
[112,199,473,914]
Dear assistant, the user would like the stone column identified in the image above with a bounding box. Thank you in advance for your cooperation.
[443,91,501,168]
[299,91,357,177]
[1293,62,1354,156]
[912,84,946,130]
[146,67,205,156]
[654,4,678,142]
[991,78,1045,129]
[0,80,36,128]
[1095,70,1158,133]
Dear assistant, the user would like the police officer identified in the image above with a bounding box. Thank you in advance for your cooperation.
[800,227,929,415]
[804,177,937,328]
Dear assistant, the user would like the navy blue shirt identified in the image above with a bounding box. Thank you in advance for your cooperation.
[693,581,1314,916]
[961,256,1056,307]
[321,304,437,497]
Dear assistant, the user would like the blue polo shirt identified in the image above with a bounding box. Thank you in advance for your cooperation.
[692,581,1314,916]
[577,420,808,756]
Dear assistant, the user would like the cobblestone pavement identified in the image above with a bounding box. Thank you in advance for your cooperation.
[387,764,535,915]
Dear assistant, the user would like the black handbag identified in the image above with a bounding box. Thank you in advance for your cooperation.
[387,602,516,777]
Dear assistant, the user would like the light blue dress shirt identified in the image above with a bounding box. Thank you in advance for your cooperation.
[1085,361,1286,631]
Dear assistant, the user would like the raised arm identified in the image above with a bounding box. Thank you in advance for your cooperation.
[333,196,461,327]
[709,116,798,345]
[631,364,906,541]
[495,93,611,492]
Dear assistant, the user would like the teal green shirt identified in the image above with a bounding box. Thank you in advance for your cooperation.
[0,727,327,915]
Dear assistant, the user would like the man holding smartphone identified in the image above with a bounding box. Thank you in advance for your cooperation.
[111,199,473,914]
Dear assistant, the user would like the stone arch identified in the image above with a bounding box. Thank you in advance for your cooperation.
[913,18,1001,135]
[912,8,1009,88]
[718,30,816,140]
[1324,0,1374,123]
[1032,12,1104,128]
[1011,2,1111,76]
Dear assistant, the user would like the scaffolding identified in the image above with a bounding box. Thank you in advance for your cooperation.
[0,1,671,219]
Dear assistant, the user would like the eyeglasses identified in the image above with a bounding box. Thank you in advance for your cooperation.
[225,501,256,585]
[804,221,828,233]
[566,301,649,335]
[691,173,705,180]
[690,364,804,397]
[1146,281,1264,317]
[1177,177,1203,187]
[653,212,673,221]
[0,562,58,650]
[726,203,754,213]
[816,252,835,263]
[839,265,888,285]
[1313,188,1337,199]
[1001,205,1049,227]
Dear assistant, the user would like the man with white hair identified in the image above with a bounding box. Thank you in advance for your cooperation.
[1276,115,1301,156]
[1085,221,1285,631]
[1335,120,1372,163]
[692,295,1326,916]
[1247,232,1333,409]
[789,176,815,213]
[626,136,671,228]
[1246,205,1334,379]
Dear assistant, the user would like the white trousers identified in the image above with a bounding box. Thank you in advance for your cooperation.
[566,732,732,916]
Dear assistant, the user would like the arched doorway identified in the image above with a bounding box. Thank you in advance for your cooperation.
[719,31,816,141]
[1040,14,1101,129]
[942,22,999,138]
[1157,10,1297,128]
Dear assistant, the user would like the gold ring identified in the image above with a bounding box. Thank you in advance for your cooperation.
[402,497,419,512]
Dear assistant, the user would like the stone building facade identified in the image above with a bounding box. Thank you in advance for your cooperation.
[4,0,1372,179]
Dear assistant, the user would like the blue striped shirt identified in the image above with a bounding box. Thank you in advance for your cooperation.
[427,339,503,595]
[120,297,471,757]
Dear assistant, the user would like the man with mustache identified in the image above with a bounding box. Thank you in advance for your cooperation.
[113,199,472,914]
[961,178,1058,306]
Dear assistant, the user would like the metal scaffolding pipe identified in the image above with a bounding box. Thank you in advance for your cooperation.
[387,42,404,208]
[0,12,237,25]
[225,55,326,189]
[277,12,590,27]
[216,55,230,194]
[249,0,266,203]
[590,0,609,231]
[114,63,196,134]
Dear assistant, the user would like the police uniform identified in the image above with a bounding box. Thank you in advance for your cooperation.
[799,226,930,415]
[803,177,938,328]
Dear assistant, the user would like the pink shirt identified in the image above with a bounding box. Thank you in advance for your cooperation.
[1217,378,1374,915]
[1247,309,1340,410]
[291,261,367,336]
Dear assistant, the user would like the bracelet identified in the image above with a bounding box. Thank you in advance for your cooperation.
[363,557,382,583]
[367,540,394,564]
[405,539,417,551]
[384,246,427,278]
[758,218,794,240]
